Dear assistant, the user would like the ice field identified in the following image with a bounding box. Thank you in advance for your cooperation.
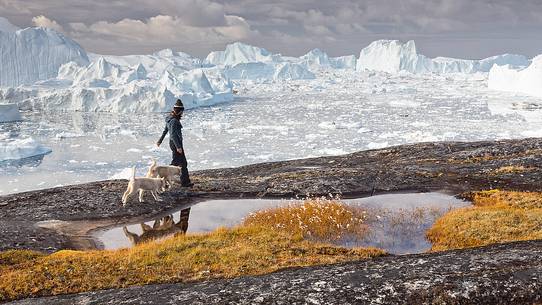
[2,17,542,195]
[2,69,542,195]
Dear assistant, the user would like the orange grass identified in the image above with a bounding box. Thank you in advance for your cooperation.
[0,224,384,302]
[427,190,542,251]
[243,197,369,242]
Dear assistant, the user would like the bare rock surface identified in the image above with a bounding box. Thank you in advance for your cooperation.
[7,240,542,305]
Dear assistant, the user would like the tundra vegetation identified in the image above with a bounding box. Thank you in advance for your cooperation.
[0,198,383,302]
[427,190,542,251]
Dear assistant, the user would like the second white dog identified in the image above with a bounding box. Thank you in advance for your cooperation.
[122,166,167,206]
[146,159,182,187]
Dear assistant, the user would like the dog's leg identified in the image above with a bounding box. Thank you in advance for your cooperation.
[123,226,139,245]
[122,186,132,205]
[139,189,145,202]
[167,177,174,188]
[151,191,163,202]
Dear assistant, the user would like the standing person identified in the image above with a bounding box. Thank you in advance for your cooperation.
[156,99,193,187]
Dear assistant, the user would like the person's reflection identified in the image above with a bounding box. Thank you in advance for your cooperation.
[123,208,190,245]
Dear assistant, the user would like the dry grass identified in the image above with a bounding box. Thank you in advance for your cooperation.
[243,197,369,242]
[427,190,542,251]
[493,165,533,174]
[0,223,384,302]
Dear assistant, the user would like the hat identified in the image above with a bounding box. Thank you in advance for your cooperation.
[173,99,184,112]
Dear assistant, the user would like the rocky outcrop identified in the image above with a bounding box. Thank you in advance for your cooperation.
[2,138,542,252]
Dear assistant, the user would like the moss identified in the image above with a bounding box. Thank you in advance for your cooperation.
[0,250,44,267]
[427,190,542,251]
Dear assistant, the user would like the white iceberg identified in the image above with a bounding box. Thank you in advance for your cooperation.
[300,48,357,70]
[224,62,314,81]
[0,17,19,33]
[94,48,208,78]
[0,103,22,122]
[0,19,89,87]
[488,55,542,97]
[0,137,51,162]
[356,40,529,74]
[206,42,281,66]
[207,42,314,81]
[0,56,233,112]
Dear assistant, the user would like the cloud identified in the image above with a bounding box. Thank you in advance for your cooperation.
[32,15,65,33]
[0,0,541,58]
[66,14,255,56]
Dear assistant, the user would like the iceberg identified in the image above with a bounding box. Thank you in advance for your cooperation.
[488,55,542,97]
[300,49,357,70]
[2,62,233,112]
[0,52,232,112]
[0,17,19,33]
[0,103,22,122]
[224,62,314,81]
[205,42,281,66]
[0,20,232,113]
[356,40,529,74]
[209,43,315,81]
[331,55,357,70]
[357,40,429,73]
[95,49,208,78]
[0,137,51,162]
[273,62,315,80]
[0,22,89,87]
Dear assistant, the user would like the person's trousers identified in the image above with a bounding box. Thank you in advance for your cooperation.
[169,141,191,186]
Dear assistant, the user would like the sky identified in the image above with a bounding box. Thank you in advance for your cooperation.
[1,0,542,59]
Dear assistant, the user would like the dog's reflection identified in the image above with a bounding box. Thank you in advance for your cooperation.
[123,208,190,245]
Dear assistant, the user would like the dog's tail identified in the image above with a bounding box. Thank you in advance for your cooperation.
[146,159,157,177]
[130,166,136,181]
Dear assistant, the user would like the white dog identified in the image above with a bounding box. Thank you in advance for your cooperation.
[146,159,181,187]
[122,166,167,206]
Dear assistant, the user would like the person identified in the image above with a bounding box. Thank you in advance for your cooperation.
[156,99,193,187]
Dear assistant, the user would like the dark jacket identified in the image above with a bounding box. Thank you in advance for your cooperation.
[158,114,183,149]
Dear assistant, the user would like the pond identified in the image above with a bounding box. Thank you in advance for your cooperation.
[95,192,470,254]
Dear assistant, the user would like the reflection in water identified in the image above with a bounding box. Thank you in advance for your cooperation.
[122,208,190,246]
[97,194,469,254]
[0,152,49,168]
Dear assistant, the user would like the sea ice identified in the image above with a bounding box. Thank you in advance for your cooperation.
[0,138,51,162]
[0,103,22,122]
